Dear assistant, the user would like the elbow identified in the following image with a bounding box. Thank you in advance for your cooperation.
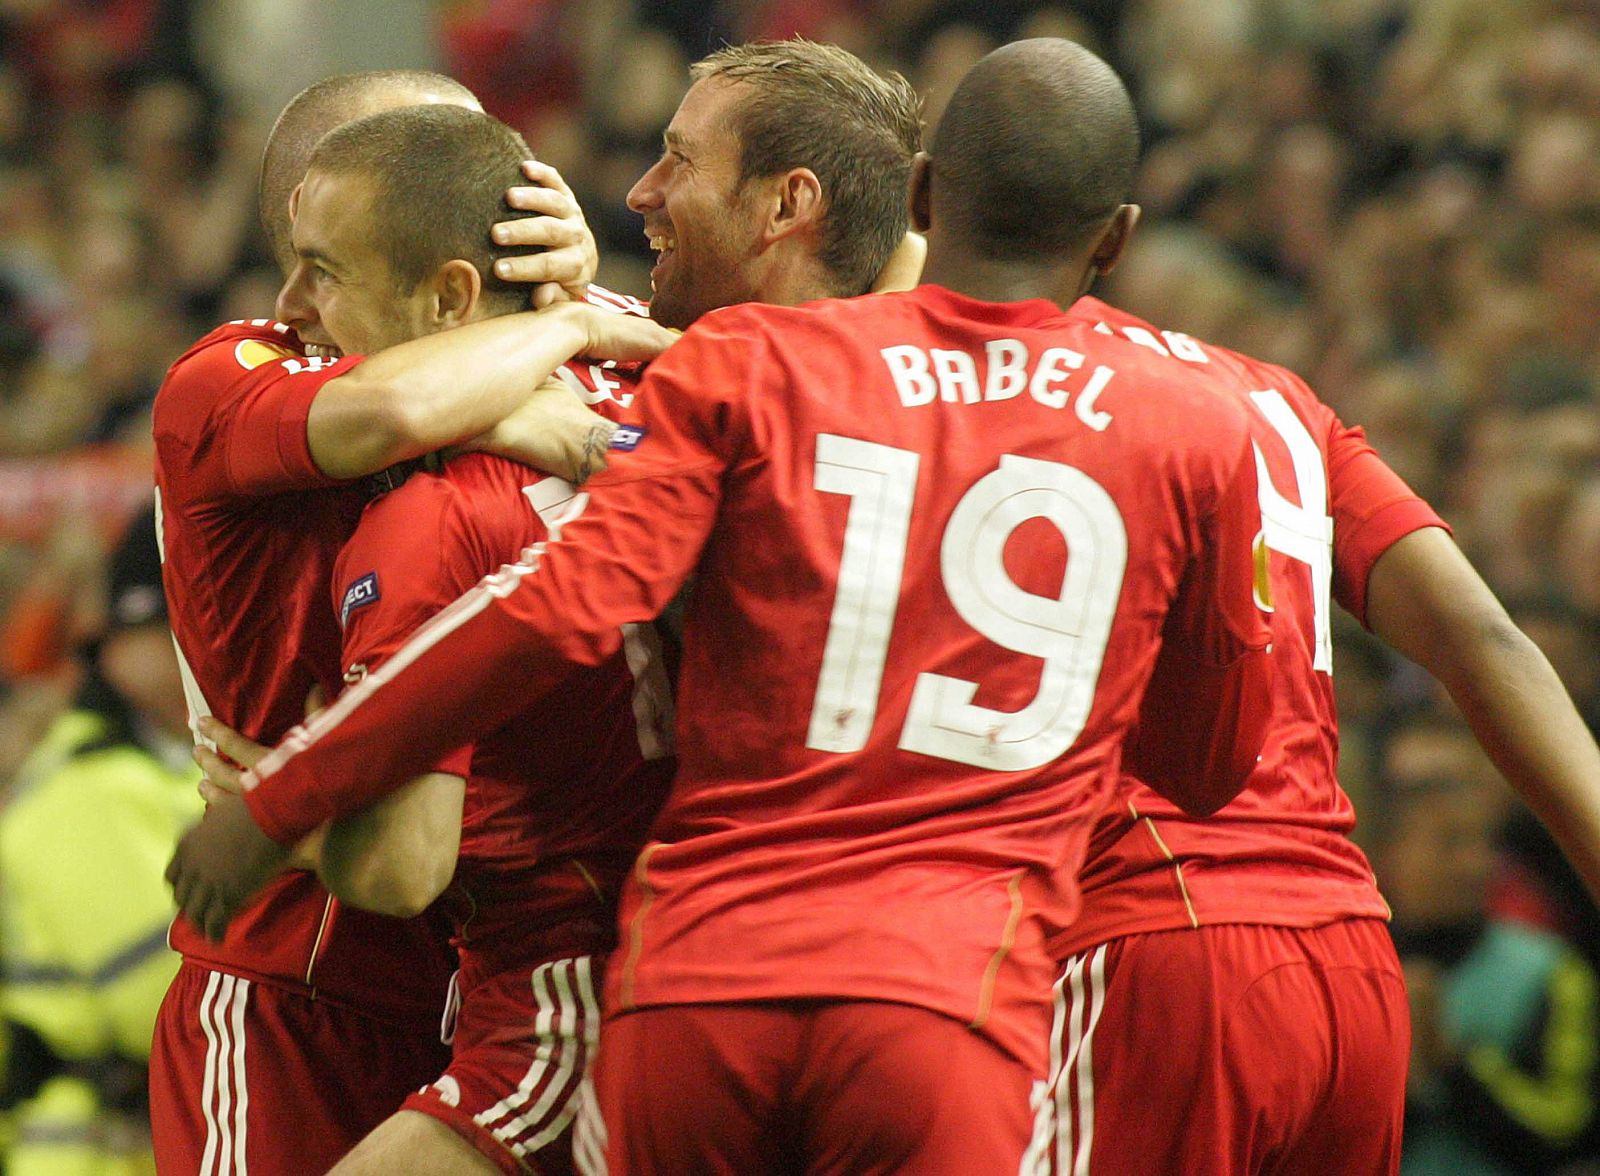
[344,391,419,477]
[368,882,444,921]
[377,392,439,462]
[321,847,454,919]
[332,863,450,919]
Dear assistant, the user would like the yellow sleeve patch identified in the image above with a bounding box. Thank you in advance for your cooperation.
[234,339,296,370]
[1253,529,1275,612]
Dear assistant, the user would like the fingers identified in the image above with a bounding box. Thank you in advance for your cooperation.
[194,745,244,796]
[520,158,576,200]
[166,839,224,940]
[304,684,327,718]
[532,282,569,310]
[492,214,587,255]
[494,240,590,285]
[498,162,598,299]
[198,715,267,769]
[502,183,582,221]
[164,847,187,906]
[202,891,235,943]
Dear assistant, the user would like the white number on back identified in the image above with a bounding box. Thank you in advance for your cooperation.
[1249,390,1333,674]
[806,437,1127,771]
[805,435,920,754]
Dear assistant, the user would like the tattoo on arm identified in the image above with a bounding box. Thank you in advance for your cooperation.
[574,422,616,484]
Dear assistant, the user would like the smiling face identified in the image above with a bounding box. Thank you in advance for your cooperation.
[274,167,436,356]
[626,77,768,329]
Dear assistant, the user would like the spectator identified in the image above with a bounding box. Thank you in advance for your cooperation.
[0,505,202,1171]
[1376,715,1600,1175]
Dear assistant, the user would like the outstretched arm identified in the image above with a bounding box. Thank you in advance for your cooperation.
[306,301,674,481]
[1366,526,1600,903]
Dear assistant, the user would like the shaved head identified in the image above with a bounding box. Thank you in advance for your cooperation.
[929,39,1138,261]
[259,70,481,271]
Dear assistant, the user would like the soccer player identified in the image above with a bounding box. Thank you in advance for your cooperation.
[186,40,927,1174]
[1027,78,1600,1176]
[168,38,1277,1172]
[150,70,671,1176]
[219,102,677,1176]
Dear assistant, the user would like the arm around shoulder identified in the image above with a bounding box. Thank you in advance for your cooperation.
[303,303,627,481]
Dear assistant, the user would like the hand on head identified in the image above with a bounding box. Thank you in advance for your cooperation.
[493,160,599,307]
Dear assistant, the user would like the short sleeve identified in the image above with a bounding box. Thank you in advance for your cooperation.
[1326,421,1449,627]
[154,326,362,500]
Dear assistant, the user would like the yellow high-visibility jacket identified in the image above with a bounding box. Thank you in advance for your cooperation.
[1,706,201,1175]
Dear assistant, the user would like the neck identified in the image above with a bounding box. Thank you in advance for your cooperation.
[751,247,844,310]
[921,245,1093,312]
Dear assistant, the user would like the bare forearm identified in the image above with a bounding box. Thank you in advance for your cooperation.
[1367,529,1600,901]
[1430,617,1600,899]
[307,305,589,479]
[317,772,464,918]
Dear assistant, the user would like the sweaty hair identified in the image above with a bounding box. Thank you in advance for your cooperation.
[259,69,480,271]
[929,39,1139,261]
[690,40,922,297]
[305,104,535,316]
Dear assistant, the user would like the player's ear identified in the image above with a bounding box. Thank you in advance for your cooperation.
[1090,204,1141,279]
[431,259,482,328]
[909,152,932,234]
[764,167,823,247]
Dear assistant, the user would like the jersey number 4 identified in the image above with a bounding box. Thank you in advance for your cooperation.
[1249,390,1333,674]
[804,434,1127,773]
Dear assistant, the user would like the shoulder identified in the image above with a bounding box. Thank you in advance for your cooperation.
[152,318,314,437]
[671,298,866,378]
[1079,296,1325,410]
[158,320,303,396]
[692,293,891,339]
[348,454,532,563]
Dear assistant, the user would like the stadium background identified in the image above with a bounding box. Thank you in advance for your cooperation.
[2,0,1599,1170]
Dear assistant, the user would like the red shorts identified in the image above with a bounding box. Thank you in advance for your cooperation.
[403,954,600,1176]
[578,1000,1038,1175]
[1036,918,1408,1176]
[149,961,450,1176]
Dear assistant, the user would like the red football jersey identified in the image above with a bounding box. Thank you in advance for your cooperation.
[1051,299,1448,959]
[331,445,675,985]
[245,286,1274,1071]
[153,319,455,1023]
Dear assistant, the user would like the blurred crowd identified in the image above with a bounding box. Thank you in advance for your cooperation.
[3,0,1600,1171]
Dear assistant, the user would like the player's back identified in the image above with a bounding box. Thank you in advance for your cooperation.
[153,319,454,1021]
[333,445,675,984]
[614,284,1269,1070]
[1056,298,1444,957]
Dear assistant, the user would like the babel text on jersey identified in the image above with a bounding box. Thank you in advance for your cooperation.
[879,341,1115,430]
